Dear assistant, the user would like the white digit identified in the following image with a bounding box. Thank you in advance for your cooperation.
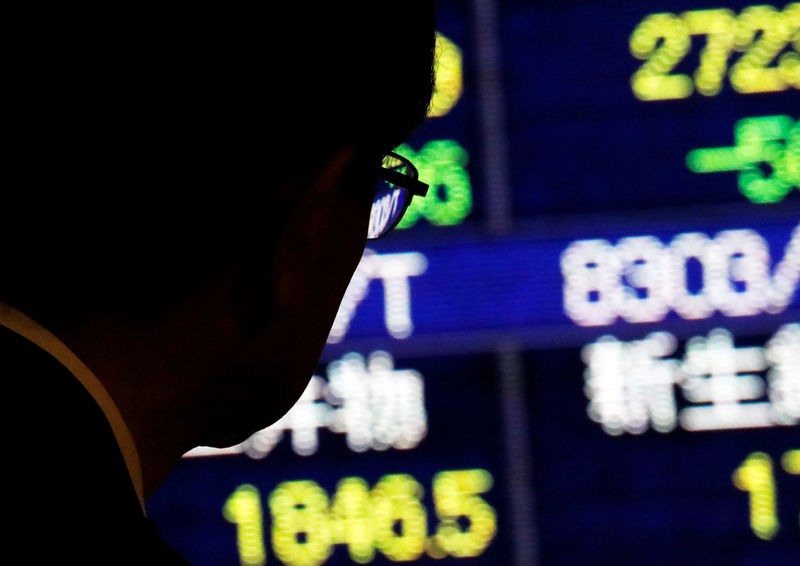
[767,223,800,313]
[666,232,716,320]
[616,236,670,323]
[561,239,623,326]
[710,229,770,316]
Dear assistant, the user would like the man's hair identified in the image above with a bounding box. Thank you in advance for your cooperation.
[2,5,436,323]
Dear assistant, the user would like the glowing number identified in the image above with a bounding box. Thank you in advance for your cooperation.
[784,449,800,474]
[396,140,472,229]
[223,484,267,566]
[428,32,463,118]
[630,4,800,98]
[730,5,794,93]
[431,469,496,558]
[665,232,716,320]
[616,236,671,323]
[630,13,694,100]
[682,9,736,96]
[735,116,798,203]
[269,481,332,566]
[560,239,624,326]
[783,4,800,87]
[562,225,799,326]
[784,450,800,529]
[709,229,772,316]
[733,452,780,540]
[329,477,374,563]
[784,118,800,186]
[371,474,427,561]
[686,115,799,202]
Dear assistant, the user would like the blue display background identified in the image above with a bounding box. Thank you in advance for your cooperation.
[149,353,511,566]
[526,340,800,566]
[501,0,798,217]
[149,1,799,565]
[330,216,799,358]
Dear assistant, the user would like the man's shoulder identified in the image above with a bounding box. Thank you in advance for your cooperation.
[2,325,190,565]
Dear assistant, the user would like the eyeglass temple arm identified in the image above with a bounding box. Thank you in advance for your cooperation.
[379,169,429,197]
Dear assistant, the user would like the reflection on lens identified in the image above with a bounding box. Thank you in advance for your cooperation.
[368,186,408,239]
[382,154,405,169]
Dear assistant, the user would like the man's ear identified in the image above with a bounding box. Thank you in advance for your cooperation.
[277,145,364,242]
[276,146,359,205]
[229,145,367,336]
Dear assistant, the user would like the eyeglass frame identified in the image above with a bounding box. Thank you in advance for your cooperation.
[370,151,429,239]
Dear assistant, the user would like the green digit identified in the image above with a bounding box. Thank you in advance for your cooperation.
[778,118,799,187]
[396,140,472,229]
[686,115,799,203]
[736,116,795,203]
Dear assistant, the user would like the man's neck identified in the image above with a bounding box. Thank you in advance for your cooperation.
[0,301,148,508]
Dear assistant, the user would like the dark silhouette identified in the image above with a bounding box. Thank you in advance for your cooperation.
[3,5,435,564]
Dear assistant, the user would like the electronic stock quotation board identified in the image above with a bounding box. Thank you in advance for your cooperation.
[148,2,800,565]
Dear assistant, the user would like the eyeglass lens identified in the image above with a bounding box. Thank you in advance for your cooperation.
[367,154,415,239]
[367,180,411,239]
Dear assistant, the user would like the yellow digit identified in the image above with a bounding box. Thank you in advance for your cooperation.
[783,449,800,474]
[371,474,427,561]
[269,481,332,566]
[681,9,736,96]
[630,13,694,101]
[784,449,800,529]
[428,32,463,118]
[779,3,800,88]
[329,477,374,563]
[730,4,794,93]
[431,469,496,558]
[733,452,780,540]
[223,484,267,566]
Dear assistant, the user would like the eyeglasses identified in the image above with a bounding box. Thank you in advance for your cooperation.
[367,152,429,239]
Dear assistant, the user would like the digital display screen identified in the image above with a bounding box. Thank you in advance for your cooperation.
[148,2,800,565]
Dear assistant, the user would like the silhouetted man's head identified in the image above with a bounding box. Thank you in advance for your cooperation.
[2,5,436,463]
[3,5,435,323]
